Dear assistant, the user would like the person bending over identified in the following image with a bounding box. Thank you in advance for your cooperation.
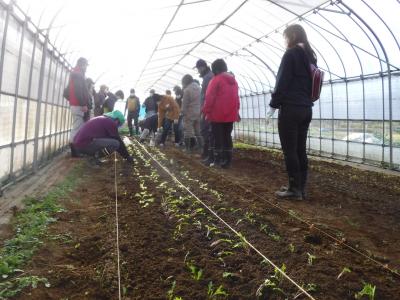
[73,110,133,165]
[155,93,180,147]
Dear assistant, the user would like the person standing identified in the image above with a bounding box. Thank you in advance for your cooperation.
[84,78,95,122]
[173,85,184,146]
[203,59,240,169]
[143,89,158,118]
[104,90,124,113]
[94,84,108,117]
[67,57,91,157]
[265,24,316,200]
[155,94,180,147]
[125,88,140,136]
[195,59,214,162]
[181,74,202,152]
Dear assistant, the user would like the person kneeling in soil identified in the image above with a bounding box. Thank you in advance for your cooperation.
[73,110,133,165]
[139,113,158,144]
[155,93,181,147]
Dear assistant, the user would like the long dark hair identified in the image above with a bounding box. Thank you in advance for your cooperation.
[283,24,317,65]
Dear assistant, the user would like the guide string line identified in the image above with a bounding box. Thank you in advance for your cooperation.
[132,139,316,300]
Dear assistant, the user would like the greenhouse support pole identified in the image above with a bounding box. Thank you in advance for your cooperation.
[33,36,48,173]
[9,15,27,179]
[0,1,11,91]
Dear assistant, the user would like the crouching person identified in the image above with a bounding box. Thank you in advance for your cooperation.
[139,113,158,143]
[203,59,240,169]
[154,93,180,147]
[73,110,134,165]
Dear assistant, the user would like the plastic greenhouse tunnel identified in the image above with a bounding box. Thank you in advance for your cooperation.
[0,0,399,299]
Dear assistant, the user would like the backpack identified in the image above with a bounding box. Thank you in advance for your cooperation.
[310,63,324,102]
[298,44,324,102]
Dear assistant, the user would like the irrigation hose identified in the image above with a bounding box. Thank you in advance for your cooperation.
[131,139,317,300]
[114,151,122,300]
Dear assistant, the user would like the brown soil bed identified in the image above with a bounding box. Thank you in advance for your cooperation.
[12,140,400,300]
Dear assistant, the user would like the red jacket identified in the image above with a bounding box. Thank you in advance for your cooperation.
[203,72,240,123]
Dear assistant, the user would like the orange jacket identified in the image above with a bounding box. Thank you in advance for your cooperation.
[158,95,180,128]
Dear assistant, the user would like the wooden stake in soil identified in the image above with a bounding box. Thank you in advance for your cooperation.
[114,152,122,300]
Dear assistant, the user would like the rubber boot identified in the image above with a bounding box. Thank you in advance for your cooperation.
[70,143,79,158]
[202,147,215,166]
[184,137,192,153]
[220,150,232,169]
[213,150,224,167]
[201,139,209,160]
[129,127,133,137]
[190,137,197,150]
[275,172,302,200]
[300,170,308,200]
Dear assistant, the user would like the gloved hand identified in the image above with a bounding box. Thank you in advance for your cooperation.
[173,119,178,124]
[265,107,276,125]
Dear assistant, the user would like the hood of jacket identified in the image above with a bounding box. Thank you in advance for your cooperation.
[217,72,236,85]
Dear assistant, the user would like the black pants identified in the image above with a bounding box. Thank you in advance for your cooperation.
[127,111,139,135]
[278,105,312,176]
[161,118,181,144]
[211,122,233,154]
[76,138,120,157]
[201,117,214,155]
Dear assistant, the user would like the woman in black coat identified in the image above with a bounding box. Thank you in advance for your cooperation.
[266,24,317,200]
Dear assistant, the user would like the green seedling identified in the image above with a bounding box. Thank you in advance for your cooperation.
[205,225,218,239]
[167,280,176,300]
[355,282,376,300]
[232,232,250,254]
[222,272,241,280]
[337,267,351,279]
[210,239,233,247]
[307,253,316,265]
[288,243,295,253]
[273,263,286,283]
[294,283,317,299]
[244,212,256,224]
[186,262,203,281]
[255,279,285,298]
[0,275,50,298]
[207,281,228,298]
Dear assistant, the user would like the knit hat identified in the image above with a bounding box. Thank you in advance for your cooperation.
[104,110,125,125]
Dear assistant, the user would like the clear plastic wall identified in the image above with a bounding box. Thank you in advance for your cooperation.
[0,1,71,191]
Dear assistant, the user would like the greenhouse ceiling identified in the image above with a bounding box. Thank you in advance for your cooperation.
[11,0,400,95]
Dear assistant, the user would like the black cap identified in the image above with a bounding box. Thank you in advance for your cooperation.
[195,59,207,68]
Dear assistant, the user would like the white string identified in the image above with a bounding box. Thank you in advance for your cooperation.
[114,151,122,300]
[133,139,316,300]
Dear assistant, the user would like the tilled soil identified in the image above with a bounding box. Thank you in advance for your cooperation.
[13,140,400,300]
